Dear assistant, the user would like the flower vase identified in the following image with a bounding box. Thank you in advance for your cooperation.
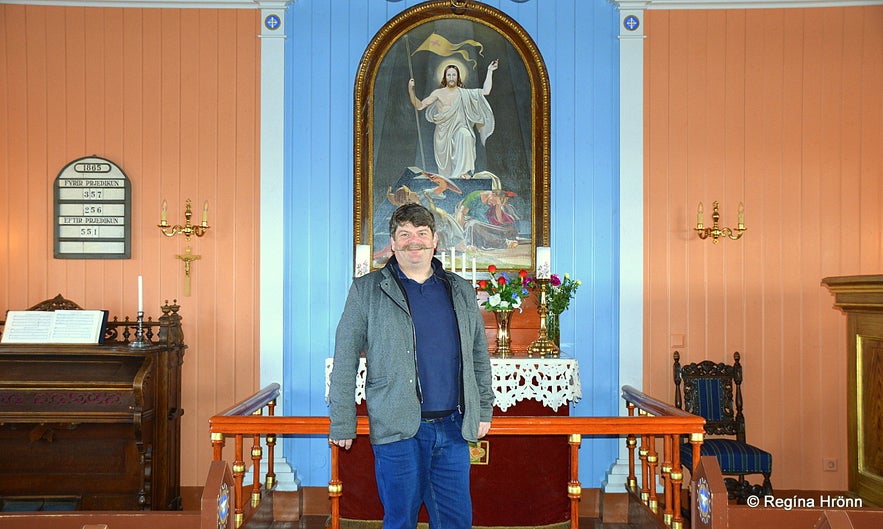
[546,311,561,347]
[493,310,514,356]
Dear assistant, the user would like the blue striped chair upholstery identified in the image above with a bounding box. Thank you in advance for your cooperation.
[674,351,772,500]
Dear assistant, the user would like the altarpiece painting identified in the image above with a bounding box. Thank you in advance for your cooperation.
[354,0,550,274]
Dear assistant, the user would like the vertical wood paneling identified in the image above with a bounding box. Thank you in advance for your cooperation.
[0,5,261,487]
[644,6,883,491]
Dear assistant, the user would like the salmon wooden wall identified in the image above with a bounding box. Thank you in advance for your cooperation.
[643,6,882,490]
[0,5,262,487]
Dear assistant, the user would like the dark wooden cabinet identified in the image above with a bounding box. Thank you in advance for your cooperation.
[822,275,883,508]
[0,297,185,511]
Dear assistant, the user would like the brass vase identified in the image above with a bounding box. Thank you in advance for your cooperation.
[493,309,514,356]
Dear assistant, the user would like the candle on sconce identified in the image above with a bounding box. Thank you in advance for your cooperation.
[450,247,456,276]
[536,246,551,279]
[462,254,467,276]
[697,202,704,229]
[441,251,447,271]
[354,244,370,277]
[471,258,476,287]
[161,200,168,225]
[737,202,745,230]
[202,201,209,226]
[138,275,144,314]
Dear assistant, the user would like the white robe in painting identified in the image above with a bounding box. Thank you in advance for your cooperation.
[424,87,495,179]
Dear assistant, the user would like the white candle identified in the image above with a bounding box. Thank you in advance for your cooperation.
[138,275,144,313]
[472,258,476,287]
[536,246,551,279]
[441,251,446,271]
[355,244,370,277]
[450,247,456,275]
[462,253,467,275]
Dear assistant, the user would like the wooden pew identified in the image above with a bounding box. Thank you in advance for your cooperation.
[0,460,234,529]
[690,456,883,529]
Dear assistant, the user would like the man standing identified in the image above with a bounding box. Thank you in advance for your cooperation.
[409,61,498,179]
[329,203,494,529]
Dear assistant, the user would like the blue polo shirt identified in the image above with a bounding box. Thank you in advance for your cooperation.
[396,265,460,416]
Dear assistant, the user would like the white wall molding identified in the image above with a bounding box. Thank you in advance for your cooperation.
[0,0,292,9]
[5,0,880,10]
[612,0,881,9]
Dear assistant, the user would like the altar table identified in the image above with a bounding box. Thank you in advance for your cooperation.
[324,354,582,526]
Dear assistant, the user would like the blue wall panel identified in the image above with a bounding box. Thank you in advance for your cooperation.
[284,0,620,488]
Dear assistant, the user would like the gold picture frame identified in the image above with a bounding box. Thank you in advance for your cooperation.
[354,0,550,274]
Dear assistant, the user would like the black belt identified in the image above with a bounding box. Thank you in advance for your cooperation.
[421,410,456,422]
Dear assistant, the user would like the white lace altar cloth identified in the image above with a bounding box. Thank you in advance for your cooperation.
[324,356,581,412]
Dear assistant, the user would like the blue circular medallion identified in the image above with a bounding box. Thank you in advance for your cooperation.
[264,14,281,31]
[624,15,640,32]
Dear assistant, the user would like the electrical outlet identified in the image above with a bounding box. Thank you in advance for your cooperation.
[823,458,838,472]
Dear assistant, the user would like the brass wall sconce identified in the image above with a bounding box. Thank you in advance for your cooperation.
[695,201,746,243]
[159,198,210,240]
[158,199,210,296]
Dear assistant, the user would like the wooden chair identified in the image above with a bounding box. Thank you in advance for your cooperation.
[673,351,772,501]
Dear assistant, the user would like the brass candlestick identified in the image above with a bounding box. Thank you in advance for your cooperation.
[528,277,559,357]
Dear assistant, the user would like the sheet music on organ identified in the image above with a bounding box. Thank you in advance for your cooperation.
[1,310,108,344]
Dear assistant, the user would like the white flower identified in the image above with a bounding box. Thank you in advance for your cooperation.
[488,293,502,307]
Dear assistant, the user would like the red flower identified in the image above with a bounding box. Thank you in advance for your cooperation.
[488,264,497,273]
[497,276,507,286]
[478,279,488,289]
[518,269,528,278]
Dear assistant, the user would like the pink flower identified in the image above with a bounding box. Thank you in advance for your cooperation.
[550,274,562,287]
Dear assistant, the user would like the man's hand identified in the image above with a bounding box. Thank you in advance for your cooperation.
[330,438,353,450]
[478,421,491,439]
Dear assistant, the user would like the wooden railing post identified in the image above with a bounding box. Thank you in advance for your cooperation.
[567,434,582,529]
[662,434,674,526]
[638,411,650,505]
[232,434,245,528]
[265,395,277,490]
[626,401,638,492]
[647,433,659,512]
[670,435,684,529]
[329,442,342,529]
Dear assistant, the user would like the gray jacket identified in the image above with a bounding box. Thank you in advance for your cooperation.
[328,256,494,445]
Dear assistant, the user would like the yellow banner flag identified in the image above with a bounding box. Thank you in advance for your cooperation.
[411,32,484,69]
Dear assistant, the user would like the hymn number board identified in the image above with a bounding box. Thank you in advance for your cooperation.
[54,156,132,259]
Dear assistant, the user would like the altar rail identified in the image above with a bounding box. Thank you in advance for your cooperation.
[208,383,704,529]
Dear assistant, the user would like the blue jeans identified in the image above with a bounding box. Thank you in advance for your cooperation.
[372,412,472,529]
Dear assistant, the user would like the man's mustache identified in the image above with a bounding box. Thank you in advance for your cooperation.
[397,245,434,251]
